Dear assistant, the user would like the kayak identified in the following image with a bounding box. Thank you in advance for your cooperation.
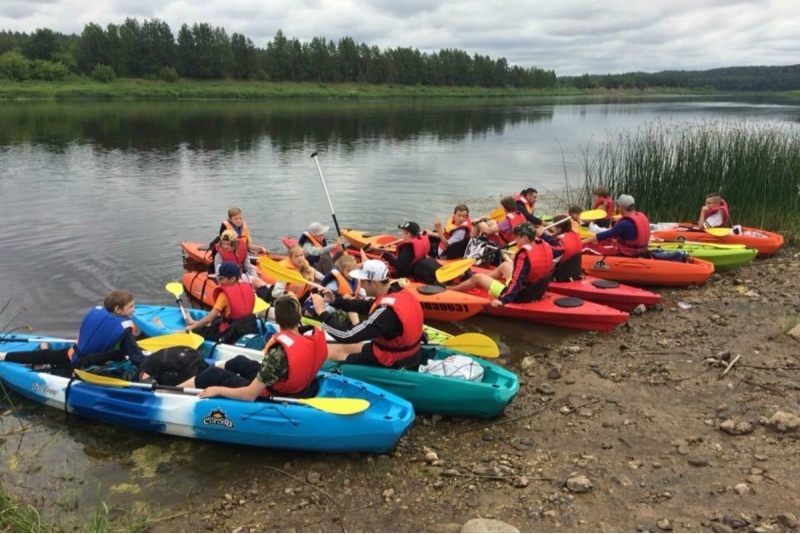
[650,223,783,257]
[546,277,662,312]
[582,254,715,287]
[132,304,455,355]
[0,335,414,453]
[648,242,757,272]
[210,342,519,419]
[182,242,487,322]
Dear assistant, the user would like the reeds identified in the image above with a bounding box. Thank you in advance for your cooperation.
[580,120,800,240]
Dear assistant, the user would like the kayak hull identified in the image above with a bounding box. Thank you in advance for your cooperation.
[547,276,662,311]
[648,242,757,272]
[651,224,783,257]
[582,255,715,287]
[0,335,414,453]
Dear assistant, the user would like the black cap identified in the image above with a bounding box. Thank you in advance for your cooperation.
[398,221,421,236]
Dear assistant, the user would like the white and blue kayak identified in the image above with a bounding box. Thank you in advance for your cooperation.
[0,334,415,453]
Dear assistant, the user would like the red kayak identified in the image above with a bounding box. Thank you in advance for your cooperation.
[650,223,783,258]
[544,277,661,312]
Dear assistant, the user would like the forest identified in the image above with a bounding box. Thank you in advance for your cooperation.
[0,19,798,91]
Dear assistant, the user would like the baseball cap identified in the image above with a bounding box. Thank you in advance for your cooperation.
[307,222,330,235]
[398,221,421,236]
[616,194,635,209]
[218,261,241,278]
[513,222,537,239]
[349,259,389,281]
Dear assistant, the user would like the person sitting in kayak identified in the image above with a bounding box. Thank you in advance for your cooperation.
[549,215,584,282]
[310,259,425,370]
[484,196,528,246]
[433,204,473,259]
[219,207,270,256]
[582,194,651,258]
[381,221,441,285]
[179,295,326,400]
[699,193,731,228]
[591,185,615,228]
[313,254,364,327]
[568,205,584,233]
[451,223,556,305]
[185,262,258,342]
[515,187,543,226]
[298,221,347,275]
[271,245,325,302]
[0,290,146,372]
[213,230,268,292]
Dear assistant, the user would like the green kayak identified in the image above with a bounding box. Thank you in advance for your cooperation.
[648,242,757,272]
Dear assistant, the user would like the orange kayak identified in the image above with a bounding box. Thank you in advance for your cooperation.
[582,254,715,287]
[650,223,783,257]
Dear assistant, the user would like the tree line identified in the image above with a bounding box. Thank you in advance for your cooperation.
[0,19,556,88]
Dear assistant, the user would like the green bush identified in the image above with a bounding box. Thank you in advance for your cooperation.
[90,64,116,83]
[30,59,71,81]
[156,66,179,83]
[0,50,31,81]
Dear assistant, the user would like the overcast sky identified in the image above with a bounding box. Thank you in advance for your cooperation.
[2,0,797,76]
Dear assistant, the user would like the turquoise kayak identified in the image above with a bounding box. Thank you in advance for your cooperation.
[0,334,414,453]
[648,242,757,272]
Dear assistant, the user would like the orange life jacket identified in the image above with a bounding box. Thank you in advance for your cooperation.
[277,258,313,300]
[212,281,256,332]
[331,270,361,297]
[705,199,731,227]
[616,211,651,257]
[439,215,472,253]
[512,240,554,284]
[514,193,534,214]
[554,231,582,262]
[592,196,615,219]
[264,329,327,395]
[222,220,251,242]
[395,236,430,267]
[370,288,424,367]
[215,239,249,269]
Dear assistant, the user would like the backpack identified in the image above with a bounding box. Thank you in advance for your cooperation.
[464,237,502,267]
[139,346,210,386]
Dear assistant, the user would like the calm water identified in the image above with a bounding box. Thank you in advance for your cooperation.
[1,95,799,520]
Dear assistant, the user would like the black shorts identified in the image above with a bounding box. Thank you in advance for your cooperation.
[345,343,421,370]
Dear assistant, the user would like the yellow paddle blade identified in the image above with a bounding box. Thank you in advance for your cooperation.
[488,207,505,222]
[258,257,311,286]
[295,397,370,415]
[137,332,204,351]
[579,209,607,221]
[437,333,499,358]
[75,369,132,387]
[253,297,270,314]
[165,282,184,298]
[705,227,732,237]
[436,258,476,283]
[342,229,370,250]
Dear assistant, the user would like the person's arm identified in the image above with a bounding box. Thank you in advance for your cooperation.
[199,345,288,400]
[497,254,531,305]
[271,281,287,298]
[516,201,543,225]
[213,254,222,274]
[119,330,147,366]
[540,233,563,258]
[382,247,414,272]
[320,303,397,343]
[583,220,626,244]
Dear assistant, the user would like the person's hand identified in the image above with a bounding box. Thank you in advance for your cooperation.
[336,235,347,246]
[433,220,442,230]
[321,288,335,303]
[700,206,708,216]
[198,386,221,399]
[491,299,504,307]
[535,225,546,237]
[260,247,269,255]
[359,249,368,262]
[310,293,327,314]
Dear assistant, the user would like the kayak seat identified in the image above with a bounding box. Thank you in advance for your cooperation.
[591,280,620,289]
[554,297,584,308]
[416,285,446,295]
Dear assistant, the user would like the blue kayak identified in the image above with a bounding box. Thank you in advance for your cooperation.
[0,334,415,453]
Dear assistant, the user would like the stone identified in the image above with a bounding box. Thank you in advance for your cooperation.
[767,411,800,432]
[520,356,537,372]
[734,483,750,495]
[719,419,754,435]
[633,304,647,315]
[657,518,673,531]
[778,513,799,529]
[711,522,734,533]
[461,518,520,533]
[306,472,321,485]
[565,474,592,493]
[425,451,439,463]
[787,323,800,340]
[536,383,555,396]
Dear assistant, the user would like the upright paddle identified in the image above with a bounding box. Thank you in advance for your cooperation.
[424,333,500,358]
[165,282,190,323]
[310,152,341,237]
[73,369,370,415]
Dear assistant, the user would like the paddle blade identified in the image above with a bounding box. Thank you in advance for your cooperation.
[75,369,132,387]
[297,397,370,415]
[258,257,310,286]
[253,297,270,314]
[137,332,204,351]
[488,207,505,222]
[165,282,184,299]
[705,227,732,237]
[436,258,475,283]
[579,209,607,222]
[438,333,500,358]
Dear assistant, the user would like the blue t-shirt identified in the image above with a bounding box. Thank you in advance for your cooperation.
[596,218,637,242]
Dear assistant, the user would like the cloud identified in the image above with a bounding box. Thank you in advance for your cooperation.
[0,0,797,76]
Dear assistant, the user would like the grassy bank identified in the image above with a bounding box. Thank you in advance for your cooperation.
[579,120,800,242]
[0,78,716,101]
[0,485,52,532]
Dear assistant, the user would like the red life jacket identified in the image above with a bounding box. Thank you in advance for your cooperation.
[395,236,430,267]
[514,193,534,214]
[592,196,615,219]
[616,211,651,257]
[222,220,251,242]
[370,288,424,367]
[278,258,313,299]
[439,215,472,253]
[212,281,255,331]
[331,270,361,297]
[264,329,327,395]
[494,211,527,245]
[215,239,249,268]
[514,240,554,284]
[554,231,583,262]
[705,199,731,227]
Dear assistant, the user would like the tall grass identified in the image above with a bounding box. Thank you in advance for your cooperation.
[580,120,800,241]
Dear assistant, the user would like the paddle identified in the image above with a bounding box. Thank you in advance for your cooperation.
[488,207,505,222]
[165,282,190,323]
[705,227,732,237]
[425,333,499,358]
[74,369,370,415]
[258,257,325,290]
[310,152,342,237]
[650,239,746,250]
[578,209,607,222]
[5,332,204,351]
[253,297,270,315]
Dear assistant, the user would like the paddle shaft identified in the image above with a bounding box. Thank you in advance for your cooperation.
[310,152,341,236]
